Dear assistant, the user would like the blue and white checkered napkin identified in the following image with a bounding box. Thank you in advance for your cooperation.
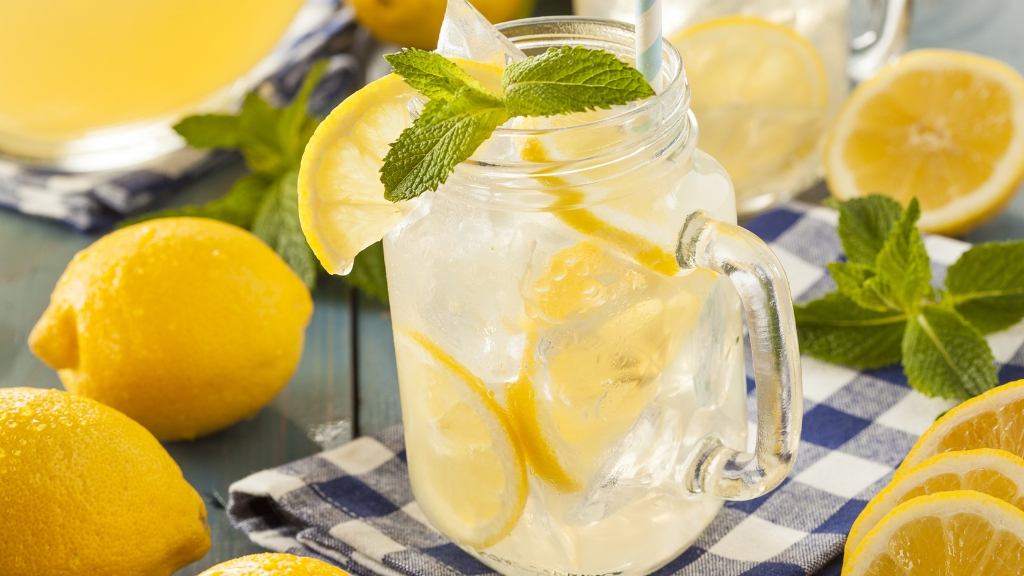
[0,0,359,232]
[228,203,1024,576]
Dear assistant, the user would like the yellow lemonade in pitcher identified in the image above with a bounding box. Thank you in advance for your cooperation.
[0,0,305,142]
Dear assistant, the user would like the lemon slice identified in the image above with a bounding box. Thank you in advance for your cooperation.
[825,49,1024,236]
[507,242,704,491]
[846,449,1024,557]
[298,61,504,275]
[843,491,1024,575]
[900,379,1024,473]
[298,74,417,275]
[669,16,828,197]
[393,328,527,549]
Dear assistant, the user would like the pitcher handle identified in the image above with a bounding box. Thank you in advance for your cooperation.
[677,211,802,500]
[847,0,912,83]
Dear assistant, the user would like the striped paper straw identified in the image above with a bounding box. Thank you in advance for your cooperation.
[635,0,663,93]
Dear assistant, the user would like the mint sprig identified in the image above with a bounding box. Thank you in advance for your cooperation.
[796,195,1024,400]
[123,62,389,301]
[380,48,655,202]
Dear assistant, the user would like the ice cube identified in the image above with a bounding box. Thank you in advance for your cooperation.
[436,0,525,66]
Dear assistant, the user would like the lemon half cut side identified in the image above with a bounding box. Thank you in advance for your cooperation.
[825,49,1024,236]
[843,490,1024,576]
[899,378,1024,473]
[845,448,1024,558]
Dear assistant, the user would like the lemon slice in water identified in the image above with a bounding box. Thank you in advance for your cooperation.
[394,328,527,549]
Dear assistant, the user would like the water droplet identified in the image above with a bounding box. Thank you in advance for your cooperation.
[33,423,46,432]
[5,420,17,428]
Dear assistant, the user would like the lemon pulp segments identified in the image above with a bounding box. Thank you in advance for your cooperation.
[393,328,527,549]
[826,49,1024,235]
[845,449,1024,557]
[843,491,1024,576]
[900,379,1024,472]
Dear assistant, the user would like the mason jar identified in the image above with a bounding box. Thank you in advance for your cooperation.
[384,17,802,576]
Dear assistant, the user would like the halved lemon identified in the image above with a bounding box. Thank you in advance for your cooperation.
[843,490,1024,575]
[669,16,828,197]
[846,449,1024,557]
[900,379,1024,473]
[825,49,1024,236]
[393,328,527,549]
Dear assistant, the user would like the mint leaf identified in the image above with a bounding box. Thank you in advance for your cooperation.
[946,241,1024,333]
[121,174,271,229]
[795,292,907,368]
[381,94,508,202]
[345,241,389,304]
[902,304,998,399]
[239,92,287,175]
[173,114,242,149]
[872,198,932,311]
[252,169,318,288]
[503,46,655,117]
[828,196,903,266]
[278,60,328,164]
[827,261,896,312]
[385,49,493,102]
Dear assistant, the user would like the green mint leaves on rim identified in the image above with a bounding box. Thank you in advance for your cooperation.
[794,195,1024,400]
[380,47,656,202]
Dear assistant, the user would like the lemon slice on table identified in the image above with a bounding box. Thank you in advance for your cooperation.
[825,49,1024,236]
[507,242,704,492]
[843,491,1024,575]
[393,328,527,549]
[845,449,1024,558]
[899,379,1024,473]
[669,16,828,196]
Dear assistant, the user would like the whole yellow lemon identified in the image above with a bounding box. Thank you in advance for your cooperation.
[199,553,350,575]
[350,0,534,50]
[0,387,210,575]
[28,217,314,441]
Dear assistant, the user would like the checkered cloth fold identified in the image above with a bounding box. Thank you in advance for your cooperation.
[0,0,358,232]
[228,203,1024,575]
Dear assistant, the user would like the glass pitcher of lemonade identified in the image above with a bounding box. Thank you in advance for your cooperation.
[0,0,306,170]
[574,0,911,215]
[384,18,802,576]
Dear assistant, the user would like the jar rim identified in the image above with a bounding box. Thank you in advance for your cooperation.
[488,16,690,137]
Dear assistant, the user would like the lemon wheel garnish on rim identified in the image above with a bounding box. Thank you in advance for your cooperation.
[825,49,1024,236]
[393,328,527,549]
[669,16,828,194]
[298,74,417,275]
[845,448,1024,558]
[898,378,1024,473]
[843,490,1024,575]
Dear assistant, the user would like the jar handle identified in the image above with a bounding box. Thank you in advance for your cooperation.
[677,211,802,500]
[847,0,913,83]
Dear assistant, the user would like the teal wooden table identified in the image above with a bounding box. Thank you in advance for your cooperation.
[1,0,1022,573]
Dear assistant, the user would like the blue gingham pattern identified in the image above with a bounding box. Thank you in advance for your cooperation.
[0,0,358,232]
[228,203,1024,576]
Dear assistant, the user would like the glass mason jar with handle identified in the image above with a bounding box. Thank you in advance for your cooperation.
[383,17,802,576]
[573,0,911,216]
